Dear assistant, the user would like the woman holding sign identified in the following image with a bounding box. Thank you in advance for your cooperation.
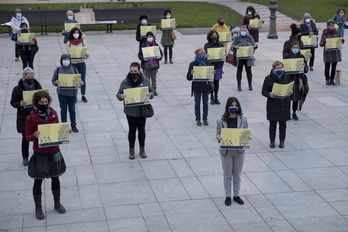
[243,6,262,42]
[25,91,67,220]
[11,8,29,62]
[332,9,348,38]
[300,13,318,71]
[16,23,38,70]
[216,97,249,206]
[160,10,176,64]
[212,17,230,52]
[117,62,155,160]
[10,67,42,166]
[320,20,344,86]
[62,10,78,44]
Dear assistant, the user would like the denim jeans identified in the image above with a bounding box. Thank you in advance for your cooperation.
[193,90,209,121]
[58,94,77,126]
[72,62,86,95]
[20,51,35,70]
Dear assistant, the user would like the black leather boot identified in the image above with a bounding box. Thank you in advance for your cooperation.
[215,95,220,105]
[52,189,66,214]
[210,93,215,105]
[33,194,44,220]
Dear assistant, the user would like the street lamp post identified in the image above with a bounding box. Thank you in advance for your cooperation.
[267,0,278,39]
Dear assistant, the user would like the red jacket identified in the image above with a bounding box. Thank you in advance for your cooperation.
[25,107,60,153]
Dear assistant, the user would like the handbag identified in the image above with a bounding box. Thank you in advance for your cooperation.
[170,31,177,40]
[207,81,214,92]
[11,33,17,41]
[140,104,154,118]
[144,61,158,70]
[226,52,237,66]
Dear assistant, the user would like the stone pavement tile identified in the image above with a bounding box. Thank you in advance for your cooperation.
[231,222,273,232]
[82,120,124,134]
[79,109,118,122]
[266,220,297,232]
[140,160,177,180]
[144,215,171,231]
[186,156,222,176]
[288,216,348,232]
[104,205,142,220]
[23,213,46,228]
[221,208,264,225]
[256,152,289,171]
[245,194,273,208]
[317,147,348,166]
[178,148,211,158]
[338,165,348,175]
[139,203,164,217]
[149,178,190,202]
[329,201,348,215]
[243,153,272,173]
[0,170,32,192]
[161,199,219,215]
[78,185,103,209]
[75,165,97,185]
[0,215,23,231]
[275,170,312,191]
[108,217,148,232]
[246,171,292,194]
[316,189,348,202]
[34,221,109,232]
[85,132,114,148]
[266,191,326,206]
[168,159,195,177]
[255,206,285,222]
[0,190,37,217]
[45,185,82,212]
[180,177,210,199]
[173,225,234,232]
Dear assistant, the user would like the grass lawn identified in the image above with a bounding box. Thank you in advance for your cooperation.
[0,1,243,33]
[240,0,345,22]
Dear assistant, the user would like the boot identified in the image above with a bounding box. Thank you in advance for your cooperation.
[279,140,285,149]
[215,95,220,105]
[210,93,215,105]
[164,59,168,64]
[326,79,330,85]
[33,194,45,220]
[248,83,253,91]
[52,189,66,214]
[139,147,147,158]
[238,84,242,91]
[129,148,135,160]
[169,59,173,64]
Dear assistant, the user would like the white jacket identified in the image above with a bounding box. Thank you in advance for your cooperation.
[11,16,30,33]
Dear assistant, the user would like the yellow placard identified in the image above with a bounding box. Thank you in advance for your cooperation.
[193,66,214,81]
[236,46,254,59]
[58,74,81,88]
[124,87,150,106]
[140,26,156,37]
[161,19,176,30]
[272,82,294,99]
[69,47,87,59]
[220,128,251,150]
[249,19,263,29]
[142,46,161,59]
[283,58,304,74]
[207,47,226,61]
[300,49,311,61]
[325,37,342,51]
[38,123,70,148]
[64,23,80,32]
[218,32,232,43]
[17,33,35,45]
[302,35,318,48]
[22,88,49,108]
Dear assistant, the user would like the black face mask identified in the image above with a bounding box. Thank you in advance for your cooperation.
[24,78,34,85]
[38,104,49,112]
[219,22,224,26]
[130,73,139,79]
[211,36,217,42]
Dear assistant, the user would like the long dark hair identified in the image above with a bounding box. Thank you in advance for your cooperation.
[222,97,243,126]
[206,30,219,43]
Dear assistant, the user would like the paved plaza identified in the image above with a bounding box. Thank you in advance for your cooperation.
[1,20,348,232]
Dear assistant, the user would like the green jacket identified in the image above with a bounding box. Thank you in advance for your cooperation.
[116,73,155,117]
[161,29,175,46]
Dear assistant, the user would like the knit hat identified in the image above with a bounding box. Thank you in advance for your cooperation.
[139,15,148,21]
[290,23,301,36]
[303,13,311,19]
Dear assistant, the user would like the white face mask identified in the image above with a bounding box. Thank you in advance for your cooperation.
[166,15,171,19]
[147,37,153,43]
[73,33,79,39]
[68,16,74,21]
[339,13,344,17]
[248,12,252,15]
[305,19,310,23]
[16,13,22,18]
[141,20,147,24]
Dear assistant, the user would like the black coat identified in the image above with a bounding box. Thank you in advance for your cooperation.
[138,40,163,70]
[204,42,225,69]
[186,59,213,95]
[10,79,42,133]
[282,37,304,59]
[262,70,291,122]
[136,22,151,48]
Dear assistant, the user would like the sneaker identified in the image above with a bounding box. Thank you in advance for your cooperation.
[23,158,29,166]
[233,196,244,205]
[203,120,209,126]
[81,96,88,103]
[196,121,202,126]
[292,113,298,121]
[72,125,79,133]
[225,197,231,206]
[310,66,314,71]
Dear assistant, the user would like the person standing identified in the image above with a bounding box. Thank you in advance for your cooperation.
[62,10,78,44]
[261,61,292,149]
[243,6,262,42]
[216,97,249,206]
[160,10,176,64]
[11,8,29,62]
[320,20,344,86]
[332,8,348,38]
[231,26,257,91]
[25,91,67,220]
[67,27,89,103]
[116,62,155,160]
[16,23,38,70]
[283,23,303,58]
[52,54,83,133]
[136,15,151,48]
[212,17,231,52]
[300,13,318,71]
[10,67,42,166]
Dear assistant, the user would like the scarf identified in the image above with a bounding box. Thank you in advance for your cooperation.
[33,106,51,122]
[69,38,84,46]
[22,79,35,90]
[305,21,312,32]
[146,41,158,67]
[324,28,338,35]
[194,56,206,66]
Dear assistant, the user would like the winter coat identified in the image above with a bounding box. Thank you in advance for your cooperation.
[231,35,257,66]
[62,19,78,44]
[25,107,60,154]
[10,79,42,133]
[320,29,342,63]
[261,70,291,122]
[211,23,230,51]
[216,115,248,155]
[136,22,151,47]
[52,66,80,96]
[16,42,39,56]
[186,59,213,95]
[116,73,155,118]
[332,14,348,38]
[243,11,261,42]
[282,36,304,58]
[160,17,175,46]
[11,15,30,33]
[138,40,163,70]
[300,19,319,37]
[204,41,225,69]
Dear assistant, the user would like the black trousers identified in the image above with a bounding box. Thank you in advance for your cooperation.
[309,48,315,67]
[210,79,220,97]
[292,101,298,113]
[126,115,146,148]
[325,62,338,81]
[163,45,173,61]
[269,121,286,142]
[236,59,252,84]
[15,43,19,58]
[21,132,29,159]
[33,177,60,195]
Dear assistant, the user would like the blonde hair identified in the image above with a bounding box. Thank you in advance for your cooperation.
[194,48,206,55]
[272,61,283,69]
[238,26,250,36]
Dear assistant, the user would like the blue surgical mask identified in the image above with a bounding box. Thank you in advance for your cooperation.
[248,12,252,15]
[292,48,299,54]
[141,20,147,25]
[197,54,204,60]
[68,16,74,21]
[228,106,238,114]
[241,31,247,37]
[62,60,70,66]
[147,37,153,43]
[275,69,283,76]
[166,15,171,19]
[16,13,22,18]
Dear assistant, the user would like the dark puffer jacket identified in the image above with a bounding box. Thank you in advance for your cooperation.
[186,58,213,96]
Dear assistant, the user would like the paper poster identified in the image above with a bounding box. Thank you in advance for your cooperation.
[249,19,263,29]
[218,32,232,43]
[193,66,214,81]
[64,23,80,32]
[140,26,156,37]
[302,35,318,48]
[220,128,251,150]
[124,87,150,107]
[207,47,226,61]
[22,88,49,108]
[325,37,342,51]
[69,47,87,59]
[161,19,176,30]
[17,33,35,45]
[58,74,81,89]
[272,81,294,99]
[38,123,70,148]
[283,58,304,74]
[142,46,161,59]
[236,46,254,59]
[300,49,311,61]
